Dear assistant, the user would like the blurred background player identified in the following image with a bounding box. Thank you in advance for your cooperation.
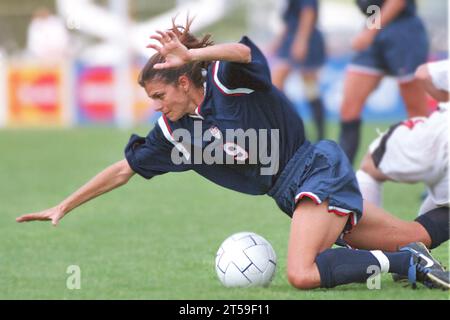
[356,59,449,253]
[270,0,327,141]
[339,0,430,165]
[26,6,71,61]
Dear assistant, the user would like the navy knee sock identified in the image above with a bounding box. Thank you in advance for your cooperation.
[415,206,449,249]
[308,98,326,141]
[315,248,411,288]
[339,119,361,165]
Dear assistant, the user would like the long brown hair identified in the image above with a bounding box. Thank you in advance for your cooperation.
[138,16,214,88]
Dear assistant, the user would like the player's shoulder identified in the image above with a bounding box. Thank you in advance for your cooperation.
[149,115,190,148]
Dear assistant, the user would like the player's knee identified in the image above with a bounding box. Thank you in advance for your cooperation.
[287,268,316,289]
[396,221,431,249]
[302,77,320,101]
[340,99,363,121]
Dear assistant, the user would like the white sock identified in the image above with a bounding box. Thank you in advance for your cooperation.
[356,170,382,206]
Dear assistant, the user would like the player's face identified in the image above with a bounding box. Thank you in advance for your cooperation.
[145,80,191,121]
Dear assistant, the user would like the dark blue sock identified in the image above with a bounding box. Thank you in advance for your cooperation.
[308,98,326,141]
[315,248,412,288]
[415,206,449,249]
[338,119,361,165]
[384,252,411,275]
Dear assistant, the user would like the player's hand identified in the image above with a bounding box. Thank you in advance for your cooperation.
[351,29,377,51]
[147,30,191,69]
[16,206,66,226]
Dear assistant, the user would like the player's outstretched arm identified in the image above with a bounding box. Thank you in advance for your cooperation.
[16,159,135,226]
[147,30,251,70]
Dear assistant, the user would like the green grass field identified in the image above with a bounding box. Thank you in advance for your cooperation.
[0,123,448,300]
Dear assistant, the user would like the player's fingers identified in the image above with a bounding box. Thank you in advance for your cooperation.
[51,217,59,227]
[149,34,163,43]
[153,62,169,70]
[162,30,172,42]
[156,30,170,43]
[146,44,161,52]
[167,30,177,41]
[16,213,49,222]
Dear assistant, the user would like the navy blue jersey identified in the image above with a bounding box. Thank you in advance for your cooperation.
[283,0,319,33]
[125,36,306,196]
[356,0,416,19]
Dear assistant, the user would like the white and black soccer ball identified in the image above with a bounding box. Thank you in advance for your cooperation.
[215,232,277,288]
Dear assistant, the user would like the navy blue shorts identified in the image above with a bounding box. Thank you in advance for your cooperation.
[276,29,326,71]
[349,16,428,82]
[268,140,363,232]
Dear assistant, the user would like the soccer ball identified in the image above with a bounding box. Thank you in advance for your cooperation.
[215,231,277,288]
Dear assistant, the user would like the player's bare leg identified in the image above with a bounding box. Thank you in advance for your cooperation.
[288,199,448,289]
[339,72,383,163]
[399,79,429,118]
[343,200,432,251]
[287,198,348,289]
[301,71,326,141]
[271,62,291,90]
[340,71,383,121]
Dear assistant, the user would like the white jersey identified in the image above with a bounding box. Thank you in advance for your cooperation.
[369,107,449,214]
[365,59,449,215]
[427,59,449,92]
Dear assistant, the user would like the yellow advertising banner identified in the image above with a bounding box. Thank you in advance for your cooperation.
[7,64,64,126]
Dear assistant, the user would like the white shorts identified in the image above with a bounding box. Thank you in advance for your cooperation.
[369,108,449,213]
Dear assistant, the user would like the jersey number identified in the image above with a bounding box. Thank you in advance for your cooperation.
[223,143,249,161]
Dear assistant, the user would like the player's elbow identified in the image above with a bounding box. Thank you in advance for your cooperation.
[115,159,135,185]
[236,44,251,63]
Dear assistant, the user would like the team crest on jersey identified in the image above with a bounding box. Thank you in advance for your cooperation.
[208,126,222,140]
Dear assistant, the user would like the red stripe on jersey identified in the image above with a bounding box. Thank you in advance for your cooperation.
[401,119,425,130]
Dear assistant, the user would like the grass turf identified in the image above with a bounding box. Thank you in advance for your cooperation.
[0,123,448,300]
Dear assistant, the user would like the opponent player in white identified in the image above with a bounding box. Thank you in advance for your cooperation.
[356,59,449,251]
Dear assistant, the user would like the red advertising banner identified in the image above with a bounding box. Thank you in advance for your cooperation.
[76,65,115,124]
[7,64,63,126]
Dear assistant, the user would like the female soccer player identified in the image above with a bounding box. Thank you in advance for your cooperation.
[16,19,449,290]
[339,0,429,165]
[271,0,326,141]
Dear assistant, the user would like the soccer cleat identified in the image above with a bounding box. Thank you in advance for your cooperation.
[399,242,449,290]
